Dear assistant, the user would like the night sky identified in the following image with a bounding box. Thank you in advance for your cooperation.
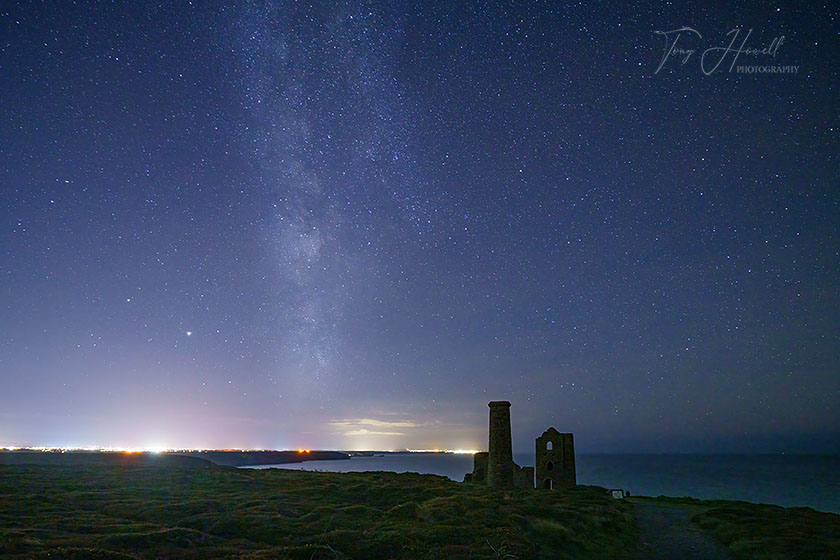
[1,2,838,453]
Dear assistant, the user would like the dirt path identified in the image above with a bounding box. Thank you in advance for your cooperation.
[629,501,734,560]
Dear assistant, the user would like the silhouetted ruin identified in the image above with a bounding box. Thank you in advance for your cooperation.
[465,401,574,490]
[535,428,576,489]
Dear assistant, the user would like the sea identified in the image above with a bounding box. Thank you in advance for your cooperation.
[245,453,840,514]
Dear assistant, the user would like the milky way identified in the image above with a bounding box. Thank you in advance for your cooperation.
[1,2,837,452]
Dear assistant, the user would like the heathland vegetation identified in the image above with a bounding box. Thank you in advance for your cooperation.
[1,454,837,559]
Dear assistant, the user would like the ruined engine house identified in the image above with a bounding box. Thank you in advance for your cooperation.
[464,401,575,490]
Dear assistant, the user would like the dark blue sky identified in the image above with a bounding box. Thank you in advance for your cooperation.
[1,2,837,453]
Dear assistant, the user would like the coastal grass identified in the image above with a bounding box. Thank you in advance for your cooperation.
[629,495,840,560]
[0,462,635,559]
[693,501,840,560]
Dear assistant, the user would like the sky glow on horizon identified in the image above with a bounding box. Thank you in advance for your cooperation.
[1,2,838,454]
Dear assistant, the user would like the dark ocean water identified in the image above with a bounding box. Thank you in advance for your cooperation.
[245,453,840,513]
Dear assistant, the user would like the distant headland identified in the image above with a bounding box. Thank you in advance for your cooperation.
[0,448,349,467]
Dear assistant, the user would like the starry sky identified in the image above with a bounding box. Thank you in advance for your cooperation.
[1,2,838,453]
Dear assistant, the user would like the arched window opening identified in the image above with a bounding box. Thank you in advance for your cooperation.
[547,461,554,471]
[544,479,553,489]
[547,441,553,450]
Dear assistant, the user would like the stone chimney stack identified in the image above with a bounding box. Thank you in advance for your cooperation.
[487,401,514,489]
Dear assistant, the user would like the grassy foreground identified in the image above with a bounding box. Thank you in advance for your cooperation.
[693,501,840,560]
[630,496,840,560]
[0,463,635,559]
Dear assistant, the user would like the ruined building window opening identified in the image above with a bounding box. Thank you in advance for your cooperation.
[547,441,553,450]
[547,461,554,471]
[544,479,552,489]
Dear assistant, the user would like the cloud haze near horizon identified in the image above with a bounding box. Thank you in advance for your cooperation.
[1,2,838,454]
